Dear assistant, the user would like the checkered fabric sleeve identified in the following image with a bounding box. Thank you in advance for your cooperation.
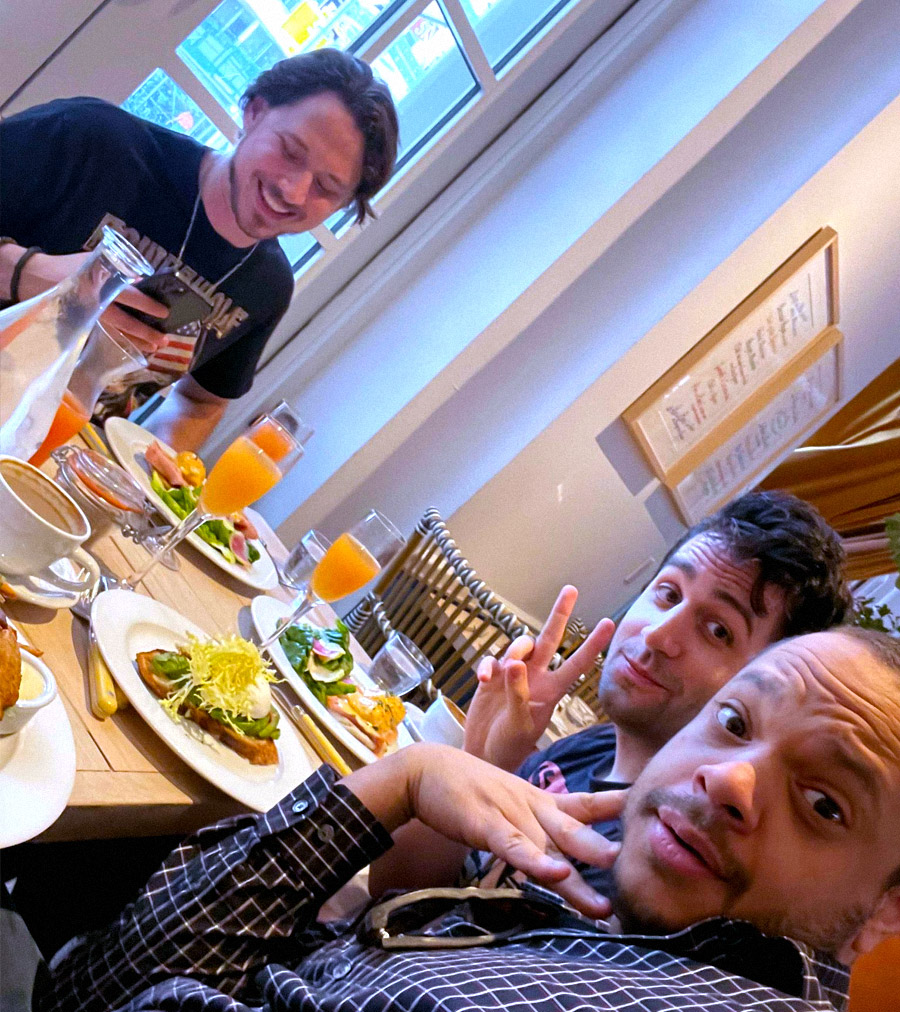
[38,766,393,1012]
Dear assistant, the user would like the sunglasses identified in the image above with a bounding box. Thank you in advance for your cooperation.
[359,885,603,950]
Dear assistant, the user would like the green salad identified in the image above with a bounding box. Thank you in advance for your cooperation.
[150,471,260,566]
[279,620,357,706]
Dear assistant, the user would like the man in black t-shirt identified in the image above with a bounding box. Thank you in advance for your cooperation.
[0,49,398,450]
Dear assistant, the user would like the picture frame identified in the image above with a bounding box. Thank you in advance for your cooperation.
[623,227,839,484]
[668,327,843,525]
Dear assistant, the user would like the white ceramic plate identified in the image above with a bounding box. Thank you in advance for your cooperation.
[0,650,76,847]
[104,417,278,592]
[91,589,314,812]
[0,549,100,610]
[251,595,414,765]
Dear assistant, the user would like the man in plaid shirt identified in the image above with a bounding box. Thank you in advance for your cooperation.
[36,626,900,1012]
[372,491,849,897]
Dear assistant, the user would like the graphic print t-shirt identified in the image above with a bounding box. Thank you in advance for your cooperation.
[0,97,294,409]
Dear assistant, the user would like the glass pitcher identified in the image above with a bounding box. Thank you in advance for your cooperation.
[0,227,152,459]
[28,323,148,467]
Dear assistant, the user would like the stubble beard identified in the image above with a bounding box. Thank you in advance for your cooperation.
[612,869,870,961]
[597,674,671,752]
[610,871,681,937]
[228,155,241,226]
[758,902,872,957]
[610,792,689,936]
[612,790,872,956]
[226,147,265,241]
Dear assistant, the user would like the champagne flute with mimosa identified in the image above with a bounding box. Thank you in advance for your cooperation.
[257,509,404,649]
[123,408,305,589]
[250,399,313,463]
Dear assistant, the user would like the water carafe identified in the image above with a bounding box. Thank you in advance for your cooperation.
[28,322,149,467]
[0,227,152,458]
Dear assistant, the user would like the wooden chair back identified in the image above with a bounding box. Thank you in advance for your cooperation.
[344,508,592,712]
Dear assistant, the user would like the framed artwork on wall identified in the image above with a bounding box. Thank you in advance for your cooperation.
[623,227,839,485]
[668,326,843,524]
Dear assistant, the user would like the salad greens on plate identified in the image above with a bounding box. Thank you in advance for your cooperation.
[150,471,260,566]
[279,620,356,705]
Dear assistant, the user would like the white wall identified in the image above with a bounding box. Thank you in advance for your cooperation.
[451,90,900,623]
[268,0,900,625]
[0,0,102,107]
[1,1,223,114]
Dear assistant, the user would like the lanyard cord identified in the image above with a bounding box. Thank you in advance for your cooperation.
[178,187,259,290]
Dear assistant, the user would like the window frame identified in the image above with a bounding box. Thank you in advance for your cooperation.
[228,0,643,367]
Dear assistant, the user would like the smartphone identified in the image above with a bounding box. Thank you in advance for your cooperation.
[122,267,214,333]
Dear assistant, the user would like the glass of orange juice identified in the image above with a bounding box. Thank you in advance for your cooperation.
[249,400,313,463]
[122,407,306,589]
[258,509,405,649]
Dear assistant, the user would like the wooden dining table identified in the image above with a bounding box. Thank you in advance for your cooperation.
[3,439,364,843]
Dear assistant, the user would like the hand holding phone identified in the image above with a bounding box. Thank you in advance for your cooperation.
[121,267,214,334]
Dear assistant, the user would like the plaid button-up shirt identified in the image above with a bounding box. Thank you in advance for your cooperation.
[36,767,850,1012]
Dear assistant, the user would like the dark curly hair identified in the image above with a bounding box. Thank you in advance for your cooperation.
[242,48,399,224]
[664,490,850,637]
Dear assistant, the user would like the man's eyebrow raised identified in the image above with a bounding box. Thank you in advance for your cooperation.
[667,557,754,635]
[713,589,754,636]
[732,668,786,697]
[667,556,697,579]
[733,673,881,803]
[825,743,881,800]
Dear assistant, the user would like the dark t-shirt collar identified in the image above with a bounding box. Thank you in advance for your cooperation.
[591,775,631,791]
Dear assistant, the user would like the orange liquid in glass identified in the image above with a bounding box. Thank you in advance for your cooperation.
[199,435,281,517]
[250,418,294,462]
[310,532,380,602]
[29,390,91,466]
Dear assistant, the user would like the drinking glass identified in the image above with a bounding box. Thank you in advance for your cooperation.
[367,631,434,697]
[259,529,331,646]
[51,444,178,568]
[251,400,314,461]
[258,509,404,648]
[277,529,331,601]
[123,408,306,589]
[29,324,147,466]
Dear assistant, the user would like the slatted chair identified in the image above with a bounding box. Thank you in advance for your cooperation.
[343,507,596,714]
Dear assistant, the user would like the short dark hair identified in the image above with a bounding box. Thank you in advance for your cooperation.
[664,491,850,638]
[242,49,399,224]
[839,624,900,673]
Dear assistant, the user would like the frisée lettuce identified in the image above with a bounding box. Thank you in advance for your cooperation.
[153,635,280,739]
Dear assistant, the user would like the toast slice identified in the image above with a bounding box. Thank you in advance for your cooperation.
[136,650,278,766]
